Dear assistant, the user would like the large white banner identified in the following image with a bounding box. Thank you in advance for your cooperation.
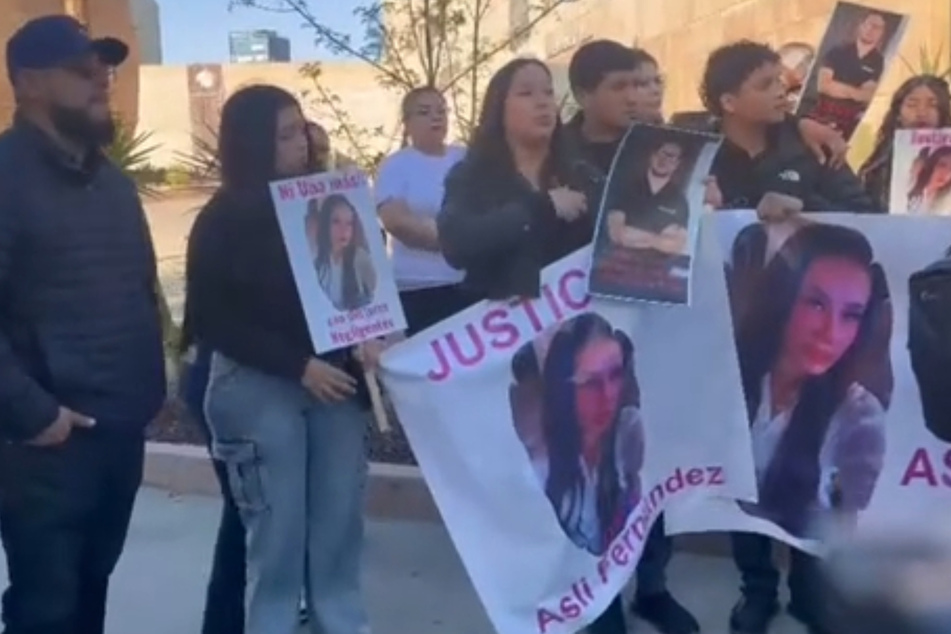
[379,226,756,634]
[668,212,951,553]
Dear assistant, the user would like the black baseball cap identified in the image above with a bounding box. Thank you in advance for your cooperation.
[6,15,129,82]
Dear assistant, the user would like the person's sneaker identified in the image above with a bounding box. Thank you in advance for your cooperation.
[787,601,829,634]
[729,595,779,634]
[632,591,700,634]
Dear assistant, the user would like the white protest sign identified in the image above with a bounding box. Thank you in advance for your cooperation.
[270,169,406,353]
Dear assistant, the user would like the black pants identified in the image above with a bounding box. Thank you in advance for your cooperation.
[731,532,822,607]
[399,284,475,336]
[180,353,245,634]
[0,430,144,634]
[587,519,672,634]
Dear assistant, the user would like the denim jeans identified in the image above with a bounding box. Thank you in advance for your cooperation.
[204,353,370,634]
[179,347,246,634]
[730,532,822,607]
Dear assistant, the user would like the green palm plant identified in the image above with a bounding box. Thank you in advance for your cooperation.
[900,44,951,80]
[105,118,162,197]
[174,122,220,181]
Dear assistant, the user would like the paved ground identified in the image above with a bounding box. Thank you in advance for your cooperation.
[0,487,808,634]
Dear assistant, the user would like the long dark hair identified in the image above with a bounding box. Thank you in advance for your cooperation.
[907,145,951,202]
[218,84,303,194]
[542,313,634,554]
[307,193,369,310]
[858,75,951,208]
[732,222,892,535]
[465,57,572,189]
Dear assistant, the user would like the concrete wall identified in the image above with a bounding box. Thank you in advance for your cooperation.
[0,0,140,128]
[138,61,403,168]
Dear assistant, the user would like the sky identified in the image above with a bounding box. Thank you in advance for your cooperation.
[156,0,365,64]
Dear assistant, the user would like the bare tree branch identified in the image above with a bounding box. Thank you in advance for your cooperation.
[441,0,568,92]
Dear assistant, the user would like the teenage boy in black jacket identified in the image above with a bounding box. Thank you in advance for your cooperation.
[699,40,880,634]
[703,40,879,215]
[564,39,699,634]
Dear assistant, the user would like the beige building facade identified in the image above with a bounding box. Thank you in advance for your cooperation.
[516,0,951,158]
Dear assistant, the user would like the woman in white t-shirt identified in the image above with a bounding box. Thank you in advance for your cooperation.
[375,87,472,334]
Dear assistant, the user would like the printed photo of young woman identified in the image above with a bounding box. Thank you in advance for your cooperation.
[304,193,378,312]
[725,220,893,538]
[794,1,907,140]
[588,124,720,305]
[508,313,644,556]
[889,129,951,215]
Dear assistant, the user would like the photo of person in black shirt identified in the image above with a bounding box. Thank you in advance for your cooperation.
[605,140,690,256]
[588,124,720,305]
[796,3,907,140]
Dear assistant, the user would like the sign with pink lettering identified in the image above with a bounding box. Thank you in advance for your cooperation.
[668,211,951,554]
[270,169,405,353]
[889,128,951,214]
[379,235,757,634]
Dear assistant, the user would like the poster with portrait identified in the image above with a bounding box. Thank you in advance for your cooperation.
[379,230,756,634]
[794,1,908,140]
[667,211,951,554]
[588,124,721,305]
[889,128,951,215]
[270,169,406,353]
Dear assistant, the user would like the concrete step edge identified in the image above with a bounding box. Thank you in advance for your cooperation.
[144,441,730,557]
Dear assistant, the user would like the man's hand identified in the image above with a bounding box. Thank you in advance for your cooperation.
[28,407,96,447]
[798,118,849,167]
[757,192,804,223]
[703,176,723,209]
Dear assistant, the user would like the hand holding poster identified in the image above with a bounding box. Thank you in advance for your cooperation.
[668,212,951,553]
[889,128,951,215]
[588,124,721,305]
[380,231,756,634]
[269,169,406,353]
[793,1,907,140]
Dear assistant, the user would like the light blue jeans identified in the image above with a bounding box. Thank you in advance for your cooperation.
[204,352,370,634]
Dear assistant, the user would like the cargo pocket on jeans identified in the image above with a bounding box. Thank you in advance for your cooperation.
[212,440,269,519]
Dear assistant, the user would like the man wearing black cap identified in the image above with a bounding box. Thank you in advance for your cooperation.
[0,15,166,634]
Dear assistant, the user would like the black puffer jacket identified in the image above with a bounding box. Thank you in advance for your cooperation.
[0,118,167,439]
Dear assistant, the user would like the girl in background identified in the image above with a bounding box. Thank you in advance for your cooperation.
[858,75,951,209]
[309,193,376,311]
[376,87,471,334]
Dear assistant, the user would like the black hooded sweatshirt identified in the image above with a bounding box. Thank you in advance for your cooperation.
[184,187,368,400]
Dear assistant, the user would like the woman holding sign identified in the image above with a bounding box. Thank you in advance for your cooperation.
[186,85,375,634]
[858,75,951,210]
[438,57,638,634]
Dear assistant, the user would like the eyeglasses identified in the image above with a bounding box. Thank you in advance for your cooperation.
[569,365,625,393]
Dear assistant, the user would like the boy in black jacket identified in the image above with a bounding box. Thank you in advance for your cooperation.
[564,40,700,634]
[703,40,879,215]
[700,40,879,634]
